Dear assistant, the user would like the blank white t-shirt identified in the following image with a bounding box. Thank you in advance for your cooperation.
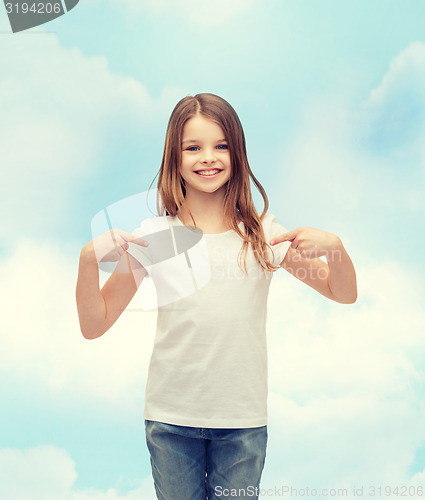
[126,212,291,429]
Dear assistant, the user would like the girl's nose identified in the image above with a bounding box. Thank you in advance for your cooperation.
[201,149,217,163]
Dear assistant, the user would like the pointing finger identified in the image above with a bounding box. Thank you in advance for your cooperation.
[118,230,139,242]
[270,230,296,246]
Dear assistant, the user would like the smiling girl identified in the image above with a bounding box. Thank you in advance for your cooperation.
[76,93,357,500]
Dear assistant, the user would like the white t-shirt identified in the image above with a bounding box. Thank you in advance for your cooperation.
[126,212,291,429]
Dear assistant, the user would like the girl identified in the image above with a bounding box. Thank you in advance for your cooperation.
[76,93,357,500]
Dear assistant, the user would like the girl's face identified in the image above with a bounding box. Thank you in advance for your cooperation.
[180,114,232,197]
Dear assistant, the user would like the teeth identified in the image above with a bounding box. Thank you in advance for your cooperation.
[197,169,221,176]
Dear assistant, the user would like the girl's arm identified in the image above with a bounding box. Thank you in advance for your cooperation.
[76,242,106,339]
[326,237,357,304]
[272,228,357,304]
[76,242,146,339]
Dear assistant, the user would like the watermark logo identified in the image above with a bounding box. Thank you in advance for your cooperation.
[91,189,212,311]
[4,0,79,33]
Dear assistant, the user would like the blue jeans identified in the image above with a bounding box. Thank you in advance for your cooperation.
[145,419,268,500]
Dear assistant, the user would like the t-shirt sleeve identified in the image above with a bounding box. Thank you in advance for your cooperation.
[126,218,154,278]
[264,213,292,268]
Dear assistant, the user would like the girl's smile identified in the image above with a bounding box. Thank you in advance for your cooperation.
[194,168,223,178]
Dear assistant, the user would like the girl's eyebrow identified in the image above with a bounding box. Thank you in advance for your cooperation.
[182,138,227,145]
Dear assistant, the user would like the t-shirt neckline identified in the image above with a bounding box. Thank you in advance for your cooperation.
[170,215,243,236]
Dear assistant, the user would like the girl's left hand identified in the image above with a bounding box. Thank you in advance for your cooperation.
[270,227,340,259]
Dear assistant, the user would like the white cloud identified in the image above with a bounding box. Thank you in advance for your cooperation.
[0,236,158,412]
[365,41,425,113]
[0,34,149,173]
[0,446,156,500]
[281,93,366,209]
[359,41,425,209]
[274,41,425,229]
[260,262,425,492]
[359,41,425,172]
[0,29,189,249]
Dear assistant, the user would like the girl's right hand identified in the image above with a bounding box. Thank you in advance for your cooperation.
[91,229,149,263]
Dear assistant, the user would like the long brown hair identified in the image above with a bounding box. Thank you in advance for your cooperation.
[148,93,281,275]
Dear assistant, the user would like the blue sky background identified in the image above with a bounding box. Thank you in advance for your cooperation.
[1,0,425,498]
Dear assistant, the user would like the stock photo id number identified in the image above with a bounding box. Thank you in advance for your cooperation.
[3,0,79,32]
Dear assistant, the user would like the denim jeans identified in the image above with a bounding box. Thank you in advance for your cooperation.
[145,419,268,500]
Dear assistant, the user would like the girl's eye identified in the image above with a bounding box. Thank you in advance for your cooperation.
[185,145,228,151]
